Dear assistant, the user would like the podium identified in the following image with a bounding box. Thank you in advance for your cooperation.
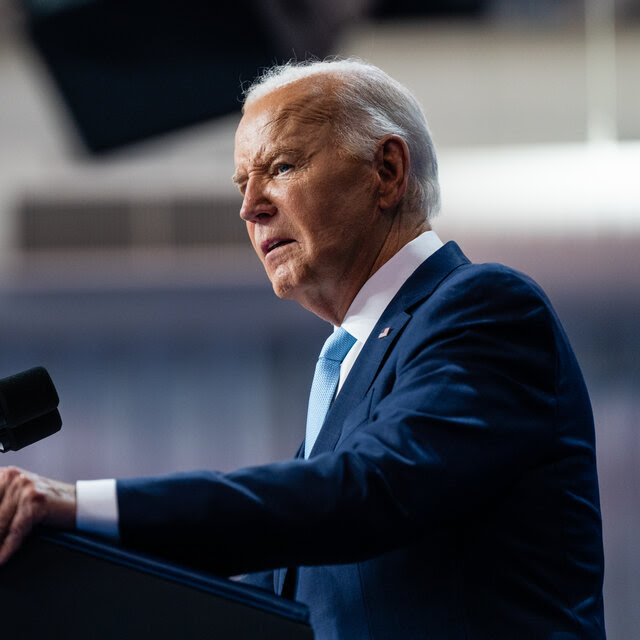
[0,530,313,639]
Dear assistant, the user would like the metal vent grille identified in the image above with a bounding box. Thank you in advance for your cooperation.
[17,196,246,251]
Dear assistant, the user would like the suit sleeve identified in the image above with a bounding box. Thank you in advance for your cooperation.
[236,570,275,592]
[117,266,564,575]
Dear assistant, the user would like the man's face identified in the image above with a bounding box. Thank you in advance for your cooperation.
[233,82,386,320]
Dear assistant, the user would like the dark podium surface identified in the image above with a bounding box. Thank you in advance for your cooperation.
[0,529,313,639]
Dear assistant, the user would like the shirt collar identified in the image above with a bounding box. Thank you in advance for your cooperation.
[340,230,444,344]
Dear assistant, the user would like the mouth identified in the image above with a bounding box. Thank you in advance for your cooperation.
[261,237,295,257]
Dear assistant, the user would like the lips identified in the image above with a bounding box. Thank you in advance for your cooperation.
[261,237,295,256]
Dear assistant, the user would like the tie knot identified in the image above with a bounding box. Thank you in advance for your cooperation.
[319,327,356,363]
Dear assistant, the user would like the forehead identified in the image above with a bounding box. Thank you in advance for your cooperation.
[234,79,338,163]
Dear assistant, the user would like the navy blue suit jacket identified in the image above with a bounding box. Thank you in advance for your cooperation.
[118,242,606,639]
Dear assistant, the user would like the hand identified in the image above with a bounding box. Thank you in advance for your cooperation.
[0,466,76,565]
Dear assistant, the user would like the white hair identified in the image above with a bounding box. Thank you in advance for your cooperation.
[243,59,441,221]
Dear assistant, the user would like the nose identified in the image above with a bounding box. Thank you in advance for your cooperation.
[239,176,277,222]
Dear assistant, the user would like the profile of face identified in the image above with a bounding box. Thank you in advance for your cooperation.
[233,79,395,322]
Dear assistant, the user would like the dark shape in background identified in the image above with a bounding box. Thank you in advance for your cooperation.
[20,0,487,154]
[21,0,284,153]
[373,0,485,19]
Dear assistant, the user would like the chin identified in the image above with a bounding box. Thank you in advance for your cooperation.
[268,275,297,300]
[267,265,302,300]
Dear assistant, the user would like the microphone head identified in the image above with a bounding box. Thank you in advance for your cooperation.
[0,366,59,428]
[0,409,62,452]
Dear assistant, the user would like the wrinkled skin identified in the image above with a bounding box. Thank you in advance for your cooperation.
[0,466,75,565]
[234,76,427,325]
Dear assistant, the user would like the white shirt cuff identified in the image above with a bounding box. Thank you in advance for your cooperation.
[76,479,120,540]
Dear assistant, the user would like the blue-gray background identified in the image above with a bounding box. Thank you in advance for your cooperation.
[1,1,638,637]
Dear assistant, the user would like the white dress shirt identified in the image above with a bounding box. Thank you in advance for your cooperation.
[75,231,444,539]
[339,230,443,390]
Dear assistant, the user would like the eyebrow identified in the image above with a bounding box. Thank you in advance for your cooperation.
[231,146,304,186]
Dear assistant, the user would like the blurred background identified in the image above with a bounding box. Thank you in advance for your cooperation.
[0,0,638,635]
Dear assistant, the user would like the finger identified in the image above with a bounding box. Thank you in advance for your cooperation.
[0,466,19,503]
[0,494,19,541]
[0,504,36,565]
[0,524,25,565]
[0,486,44,566]
[0,469,45,565]
[0,467,22,539]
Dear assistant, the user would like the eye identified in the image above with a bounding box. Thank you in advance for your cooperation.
[276,163,293,175]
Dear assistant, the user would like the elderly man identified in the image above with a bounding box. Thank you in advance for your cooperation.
[0,60,605,639]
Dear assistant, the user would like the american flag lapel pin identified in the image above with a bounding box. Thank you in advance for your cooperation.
[378,327,391,339]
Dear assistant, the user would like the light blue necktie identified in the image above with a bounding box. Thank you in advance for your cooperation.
[305,328,356,458]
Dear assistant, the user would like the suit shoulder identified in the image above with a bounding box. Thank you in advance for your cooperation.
[432,259,554,312]
[451,259,545,292]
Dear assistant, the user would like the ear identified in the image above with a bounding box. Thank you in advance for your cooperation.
[374,135,410,211]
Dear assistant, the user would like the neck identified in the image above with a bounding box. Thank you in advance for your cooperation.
[302,217,431,325]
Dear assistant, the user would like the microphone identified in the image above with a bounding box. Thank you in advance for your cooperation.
[0,367,62,452]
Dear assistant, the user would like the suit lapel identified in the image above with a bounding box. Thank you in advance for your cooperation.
[308,241,469,458]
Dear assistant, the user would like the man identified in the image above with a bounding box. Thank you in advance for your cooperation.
[0,60,605,638]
